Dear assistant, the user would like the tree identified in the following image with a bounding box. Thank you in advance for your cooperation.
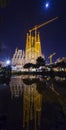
[23,63,33,70]
[36,56,45,68]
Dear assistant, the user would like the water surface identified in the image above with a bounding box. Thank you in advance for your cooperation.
[0,75,66,130]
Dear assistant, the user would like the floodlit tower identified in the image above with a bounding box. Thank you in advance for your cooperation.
[25,32,41,63]
[25,17,58,64]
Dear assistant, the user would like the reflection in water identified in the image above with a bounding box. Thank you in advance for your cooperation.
[22,83,42,130]
[0,75,66,130]
[10,76,23,98]
[10,76,42,130]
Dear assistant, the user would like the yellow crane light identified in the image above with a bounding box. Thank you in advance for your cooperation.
[48,52,56,64]
[29,17,58,33]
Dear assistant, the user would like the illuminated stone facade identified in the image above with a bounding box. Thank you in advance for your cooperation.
[25,32,42,64]
[12,48,25,70]
[12,32,42,70]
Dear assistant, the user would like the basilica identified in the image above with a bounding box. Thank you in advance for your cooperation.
[11,31,42,71]
[11,17,58,71]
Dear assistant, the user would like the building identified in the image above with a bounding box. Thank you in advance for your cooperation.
[11,48,25,71]
[25,32,42,64]
[11,17,59,71]
[11,32,43,70]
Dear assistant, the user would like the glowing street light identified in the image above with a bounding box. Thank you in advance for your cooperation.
[6,60,11,65]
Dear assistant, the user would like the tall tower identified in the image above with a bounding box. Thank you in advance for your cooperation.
[25,31,42,64]
[25,17,58,64]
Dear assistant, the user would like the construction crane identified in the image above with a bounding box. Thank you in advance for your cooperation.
[48,52,56,64]
[29,17,58,42]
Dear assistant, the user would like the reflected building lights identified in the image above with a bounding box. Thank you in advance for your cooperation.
[10,76,23,98]
[9,76,42,130]
[23,83,42,130]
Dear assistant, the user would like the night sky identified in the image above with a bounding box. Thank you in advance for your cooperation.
[0,0,66,62]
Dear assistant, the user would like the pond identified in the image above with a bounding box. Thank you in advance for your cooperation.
[0,75,66,130]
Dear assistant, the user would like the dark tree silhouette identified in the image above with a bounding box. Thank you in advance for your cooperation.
[23,63,33,69]
[36,56,45,68]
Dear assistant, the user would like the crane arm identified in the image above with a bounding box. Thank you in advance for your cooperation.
[29,17,58,32]
[48,52,56,64]
[48,53,56,58]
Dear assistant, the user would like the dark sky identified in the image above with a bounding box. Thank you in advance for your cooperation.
[0,0,66,62]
